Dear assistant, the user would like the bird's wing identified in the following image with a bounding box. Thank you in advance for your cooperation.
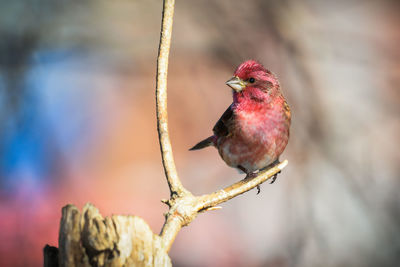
[212,104,235,138]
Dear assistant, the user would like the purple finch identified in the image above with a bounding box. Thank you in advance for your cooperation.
[190,60,291,181]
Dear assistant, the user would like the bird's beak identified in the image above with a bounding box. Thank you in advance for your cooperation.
[226,76,245,92]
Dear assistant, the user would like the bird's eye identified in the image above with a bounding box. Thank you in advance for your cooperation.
[249,78,255,83]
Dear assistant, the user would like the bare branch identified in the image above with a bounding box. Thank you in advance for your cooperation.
[159,160,287,252]
[196,160,288,211]
[155,0,289,254]
[156,0,189,197]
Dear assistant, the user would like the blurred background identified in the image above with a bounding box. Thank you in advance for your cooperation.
[0,0,399,266]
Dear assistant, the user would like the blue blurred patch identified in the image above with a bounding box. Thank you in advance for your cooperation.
[0,48,102,191]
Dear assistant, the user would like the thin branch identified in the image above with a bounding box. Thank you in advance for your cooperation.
[159,160,287,252]
[155,0,289,254]
[196,160,288,211]
[156,0,189,197]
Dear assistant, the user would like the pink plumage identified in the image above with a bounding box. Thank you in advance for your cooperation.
[190,60,291,177]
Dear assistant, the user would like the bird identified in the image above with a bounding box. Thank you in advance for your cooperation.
[190,60,291,188]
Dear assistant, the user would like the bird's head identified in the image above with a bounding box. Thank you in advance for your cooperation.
[226,60,279,99]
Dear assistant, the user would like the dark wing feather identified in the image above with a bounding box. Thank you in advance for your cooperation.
[212,104,235,138]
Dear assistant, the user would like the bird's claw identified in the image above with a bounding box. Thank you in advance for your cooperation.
[242,171,261,194]
[269,170,281,184]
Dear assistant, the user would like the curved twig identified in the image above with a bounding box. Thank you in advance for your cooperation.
[156,0,189,198]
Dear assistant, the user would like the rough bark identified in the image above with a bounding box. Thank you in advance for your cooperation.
[44,204,171,267]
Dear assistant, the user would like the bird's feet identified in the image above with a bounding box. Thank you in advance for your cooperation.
[238,166,263,194]
[245,172,261,194]
[256,185,261,195]
[269,170,281,184]
[256,169,281,193]
[258,160,282,184]
[243,170,261,194]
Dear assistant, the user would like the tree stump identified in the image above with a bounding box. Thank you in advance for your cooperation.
[44,203,171,267]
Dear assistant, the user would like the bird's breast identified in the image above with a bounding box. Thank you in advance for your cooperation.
[216,105,289,172]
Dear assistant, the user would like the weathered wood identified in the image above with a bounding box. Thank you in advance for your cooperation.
[44,203,171,267]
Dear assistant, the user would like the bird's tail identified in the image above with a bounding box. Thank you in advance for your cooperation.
[189,136,215,151]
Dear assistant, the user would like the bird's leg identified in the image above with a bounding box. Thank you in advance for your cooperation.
[238,165,261,194]
[237,165,246,173]
[238,165,253,176]
[245,172,258,178]
[247,172,260,195]
[258,159,282,184]
[269,159,282,184]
